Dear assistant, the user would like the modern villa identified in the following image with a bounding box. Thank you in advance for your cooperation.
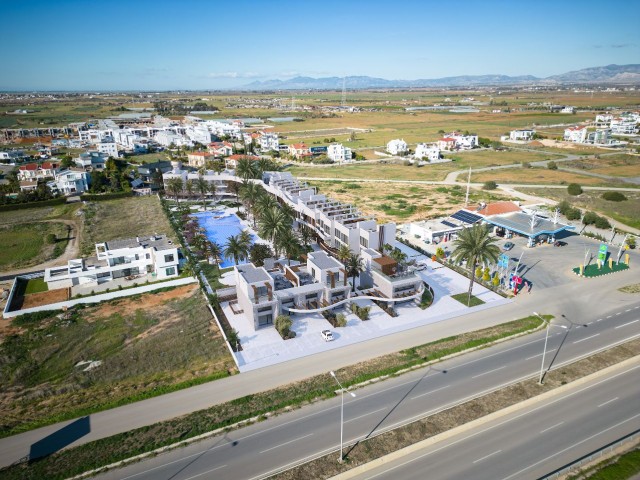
[44,234,180,290]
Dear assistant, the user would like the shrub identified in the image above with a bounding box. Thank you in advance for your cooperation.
[547,161,558,170]
[356,306,371,321]
[566,207,582,221]
[627,236,636,249]
[475,266,483,278]
[335,313,347,327]
[594,216,611,229]
[483,180,497,190]
[436,247,445,258]
[45,233,57,244]
[601,191,627,202]
[492,275,500,287]
[521,162,532,169]
[482,267,491,282]
[275,315,292,338]
[227,328,240,351]
[582,211,599,225]
[567,183,583,195]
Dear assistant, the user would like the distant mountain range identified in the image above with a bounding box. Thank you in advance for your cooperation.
[242,64,640,90]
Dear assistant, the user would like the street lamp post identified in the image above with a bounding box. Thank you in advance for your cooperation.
[330,370,356,463]
[533,312,568,385]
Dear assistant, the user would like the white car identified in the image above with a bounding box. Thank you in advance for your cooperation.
[321,330,334,342]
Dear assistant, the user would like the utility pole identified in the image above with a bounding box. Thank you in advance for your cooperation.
[464,166,471,206]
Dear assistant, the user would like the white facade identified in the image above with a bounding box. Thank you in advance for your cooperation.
[509,129,535,141]
[53,168,90,195]
[75,151,109,170]
[386,139,408,155]
[413,143,441,161]
[560,106,576,114]
[44,234,180,290]
[563,126,588,143]
[587,129,611,145]
[96,141,118,158]
[595,114,613,128]
[326,143,352,163]
[610,117,638,135]
[258,133,280,151]
[154,130,193,147]
[186,124,212,144]
[449,132,478,150]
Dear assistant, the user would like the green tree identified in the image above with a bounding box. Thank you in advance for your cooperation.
[240,180,262,226]
[275,315,292,338]
[224,234,249,265]
[483,180,497,190]
[236,157,259,180]
[206,241,222,267]
[451,224,500,306]
[547,161,558,170]
[166,177,183,203]
[238,230,253,254]
[184,179,194,199]
[567,183,583,195]
[45,233,57,244]
[276,230,301,265]
[337,244,352,265]
[297,225,314,252]
[345,253,365,292]
[249,243,274,267]
[258,206,291,257]
[196,175,209,210]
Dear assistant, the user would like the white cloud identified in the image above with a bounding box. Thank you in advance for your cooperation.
[206,72,263,79]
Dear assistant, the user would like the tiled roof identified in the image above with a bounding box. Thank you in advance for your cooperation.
[19,163,38,171]
[477,201,521,217]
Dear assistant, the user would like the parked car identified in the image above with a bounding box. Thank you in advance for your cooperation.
[503,241,515,251]
[321,330,334,342]
[554,240,567,247]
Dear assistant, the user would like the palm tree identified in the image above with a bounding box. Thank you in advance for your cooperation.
[451,224,500,306]
[238,230,253,258]
[208,180,218,202]
[228,180,240,202]
[336,244,352,265]
[184,179,194,199]
[298,225,314,252]
[166,177,183,203]
[207,240,222,267]
[240,181,261,226]
[196,175,209,210]
[255,191,280,221]
[277,230,301,266]
[236,157,258,180]
[224,235,249,266]
[345,253,364,292]
[259,206,291,257]
[257,157,274,174]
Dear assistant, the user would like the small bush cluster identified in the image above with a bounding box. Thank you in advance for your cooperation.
[350,303,371,320]
[482,180,497,190]
[275,314,295,339]
[567,183,583,195]
[582,211,611,229]
[557,200,581,221]
[601,191,627,202]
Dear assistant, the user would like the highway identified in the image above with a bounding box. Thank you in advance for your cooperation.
[347,360,640,480]
[92,302,640,480]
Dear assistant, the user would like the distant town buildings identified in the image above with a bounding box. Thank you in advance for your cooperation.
[386,139,408,155]
[563,126,588,143]
[413,143,441,162]
[509,129,535,141]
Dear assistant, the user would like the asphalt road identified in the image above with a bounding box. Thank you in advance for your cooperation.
[92,301,640,480]
[350,360,640,480]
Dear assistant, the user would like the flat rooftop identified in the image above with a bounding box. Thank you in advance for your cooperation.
[104,234,175,251]
[237,263,272,284]
[308,251,342,270]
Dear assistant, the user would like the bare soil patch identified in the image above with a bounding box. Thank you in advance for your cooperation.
[15,288,68,309]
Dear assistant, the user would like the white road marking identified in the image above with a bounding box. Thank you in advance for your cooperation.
[182,464,227,480]
[473,449,502,464]
[259,433,313,454]
[573,333,600,344]
[411,385,450,400]
[587,322,593,325]
[540,421,564,434]
[596,318,603,322]
[626,309,632,312]
[616,312,622,316]
[345,408,386,424]
[501,413,640,480]
[615,319,640,329]
[607,315,612,319]
[472,366,506,379]
[598,397,619,408]
[526,349,557,360]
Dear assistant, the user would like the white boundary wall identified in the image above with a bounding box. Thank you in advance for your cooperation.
[3,276,198,319]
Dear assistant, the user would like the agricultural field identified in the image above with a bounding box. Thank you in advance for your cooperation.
[307,181,514,223]
[521,187,640,230]
[0,284,235,436]
[80,195,176,256]
[469,166,628,186]
[0,222,70,270]
[563,154,640,178]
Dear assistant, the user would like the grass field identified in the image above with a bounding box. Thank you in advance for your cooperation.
[125,152,170,164]
[80,196,176,256]
[469,166,625,186]
[306,181,513,223]
[563,154,640,177]
[24,278,48,294]
[0,202,81,226]
[0,284,235,436]
[0,222,69,270]
[451,293,485,307]
[521,187,640,230]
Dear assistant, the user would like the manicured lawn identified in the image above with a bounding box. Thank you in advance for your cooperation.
[24,278,48,294]
[200,263,233,289]
[451,292,486,307]
[573,261,630,277]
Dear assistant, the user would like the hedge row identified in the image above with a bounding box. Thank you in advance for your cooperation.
[80,191,134,201]
[0,197,67,212]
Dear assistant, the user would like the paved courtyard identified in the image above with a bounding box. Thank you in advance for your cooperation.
[224,243,510,372]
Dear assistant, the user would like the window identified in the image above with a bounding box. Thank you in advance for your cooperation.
[164,254,175,263]
[146,253,150,259]
[258,314,273,326]
[360,236,368,248]
[165,267,176,276]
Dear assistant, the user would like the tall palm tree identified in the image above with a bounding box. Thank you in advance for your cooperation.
[184,179,194,199]
[228,180,240,202]
[336,244,352,265]
[196,175,209,211]
[257,157,273,174]
[224,235,249,265]
[345,253,364,292]
[298,225,314,252]
[166,177,183,203]
[255,191,280,221]
[238,230,253,257]
[276,230,301,266]
[207,240,222,267]
[240,181,261,226]
[236,157,258,180]
[451,224,500,306]
[259,206,291,257]
[208,180,218,202]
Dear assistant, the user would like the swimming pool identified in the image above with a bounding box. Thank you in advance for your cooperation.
[192,211,259,268]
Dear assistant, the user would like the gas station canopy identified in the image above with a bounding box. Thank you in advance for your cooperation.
[483,212,575,239]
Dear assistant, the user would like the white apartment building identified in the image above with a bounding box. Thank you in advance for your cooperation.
[44,234,180,290]
[509,129,535,141]
[413,143,441,162]
[186,124,213,144]
[449,132,478,150]
[203,120,242,139]
[258,132,280,152]
[610,117,638,135]
[96,141,118,158]
[587,129,611,145]
[52,168,90,195]
[560,106,576,114]
[187,151,215,168]
[75,151,109,170]
[18,161,59,181]
[162,161,228,198]
[595,114,613,128]
[563,126,588,143]
[386,139,408,155]
[326,143,352,163]
[154,130,193,147]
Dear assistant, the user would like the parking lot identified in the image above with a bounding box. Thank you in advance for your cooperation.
[492,231,636,291]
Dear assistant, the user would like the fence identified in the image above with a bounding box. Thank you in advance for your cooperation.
[3,276,198,318]
[542,428,640,479]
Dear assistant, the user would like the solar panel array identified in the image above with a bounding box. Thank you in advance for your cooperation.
[451,210,483,224]
[441,220,458,228]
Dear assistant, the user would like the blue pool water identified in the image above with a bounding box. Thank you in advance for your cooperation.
[193,211,259,268]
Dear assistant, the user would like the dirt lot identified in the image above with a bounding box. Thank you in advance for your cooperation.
[16,288,68,309]
[563,153,640,178]
[470,166,622,186]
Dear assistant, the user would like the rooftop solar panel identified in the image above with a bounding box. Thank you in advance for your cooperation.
[441,220,458,228]
[451,210,482,224]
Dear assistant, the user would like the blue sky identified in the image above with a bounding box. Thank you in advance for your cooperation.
[1,0,638,90]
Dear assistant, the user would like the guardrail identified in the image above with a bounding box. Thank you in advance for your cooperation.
[541,428,640,479]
